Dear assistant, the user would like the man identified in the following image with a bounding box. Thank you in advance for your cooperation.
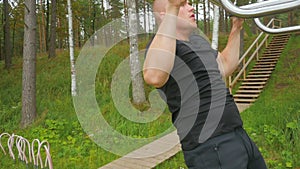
[143,0,267,168]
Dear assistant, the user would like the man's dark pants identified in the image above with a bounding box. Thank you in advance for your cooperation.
[183,127,267,169]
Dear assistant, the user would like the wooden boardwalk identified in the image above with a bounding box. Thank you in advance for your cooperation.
[98,130,181,169]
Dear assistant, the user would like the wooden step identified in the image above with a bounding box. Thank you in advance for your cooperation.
[271,39,289,42]
[265,50,283,54]
[247,74,270,78]
[256,62,277,65]
[239,85,264,89]
[267,47,284,50]
[263,53,280,56]
[268,44,285,46]
[253,64,276,68]
[234,98,256,103]
[236,90,262,94]
[257,60,277,64]
[264,51,282,54]
[269,42,286,46]
[260,56,280,60]
[268,43,285,46]
[234,94,259,98]
[243,78,269,81]
[259,58,278,62]
[242,82,266,85]
[266,49,284,52]
[251,68,274,71]
[249,71,272,74]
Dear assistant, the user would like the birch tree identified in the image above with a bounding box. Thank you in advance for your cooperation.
[21,0,37,128]
[67,0,77,96]
[126,0,146,104]
[211,4,219,50]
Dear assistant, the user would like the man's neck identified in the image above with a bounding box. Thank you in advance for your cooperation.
[176,29,193,41]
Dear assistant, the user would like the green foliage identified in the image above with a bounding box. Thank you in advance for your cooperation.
[241,34,300,169]
[0,37,175,168]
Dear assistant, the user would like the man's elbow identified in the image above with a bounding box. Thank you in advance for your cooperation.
[143,70,168,88]
[224,62,239,77]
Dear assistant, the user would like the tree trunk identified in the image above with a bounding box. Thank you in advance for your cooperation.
[124,0,130,40]
[48,0,57,58]
[4,0,12,69]
[203,0,207,35]
[135,0,140,29]
[67,0,77,96]
[225,12,229,33]
[12,19,16,57]
[21,0,37,128]
[46,0,50,51]
[211,5,219,50]
[127,0,146,104]
[39,0,46,52]
[207,1,210,36]
[219,8,224,33]
[143,0,146,32]
[195,0,199,26]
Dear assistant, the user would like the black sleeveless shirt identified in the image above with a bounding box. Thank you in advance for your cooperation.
[154,34,243,151]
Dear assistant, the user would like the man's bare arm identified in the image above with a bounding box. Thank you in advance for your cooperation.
[217,17,244,77]
[143,0,186,88]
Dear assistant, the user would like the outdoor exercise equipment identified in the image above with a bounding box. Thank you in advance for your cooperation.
[209,0,300,33]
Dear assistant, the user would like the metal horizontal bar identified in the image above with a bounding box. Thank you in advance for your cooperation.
[254,18,300,34]
[210,0,300,18]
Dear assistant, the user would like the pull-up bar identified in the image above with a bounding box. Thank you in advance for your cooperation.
[209,0,300,33]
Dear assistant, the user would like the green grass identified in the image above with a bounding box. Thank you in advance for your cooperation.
[0,38,173,169]
[155,34,300,169]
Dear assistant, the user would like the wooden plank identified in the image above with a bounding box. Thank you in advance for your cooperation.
[234,98,256,103]
[262,53,280,57]
[99,131,181,169]
[258,58,278,62]
[239,85,264,89]
[236,90,262,94]
[248,71,272,74]
[244,78,269,80]
[260,56,280,59]
[247,74,270,78]
[251,68,274,71]
[253,65,275,68]
[234,94,259,98]
[256,62,276,66]
[259,59,278,62]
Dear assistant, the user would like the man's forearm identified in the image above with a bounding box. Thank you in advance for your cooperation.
[143,6,180,87]
[219,18,244,77]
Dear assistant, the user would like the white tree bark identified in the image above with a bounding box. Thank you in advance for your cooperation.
[21,0,37,128]
[67,0,77,96]
[211,5,220,50]
[127,0,146,104]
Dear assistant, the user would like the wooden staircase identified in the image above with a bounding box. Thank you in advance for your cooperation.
[233,34,290,104]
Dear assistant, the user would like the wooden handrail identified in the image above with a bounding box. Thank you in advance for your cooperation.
[228,18,281,92]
